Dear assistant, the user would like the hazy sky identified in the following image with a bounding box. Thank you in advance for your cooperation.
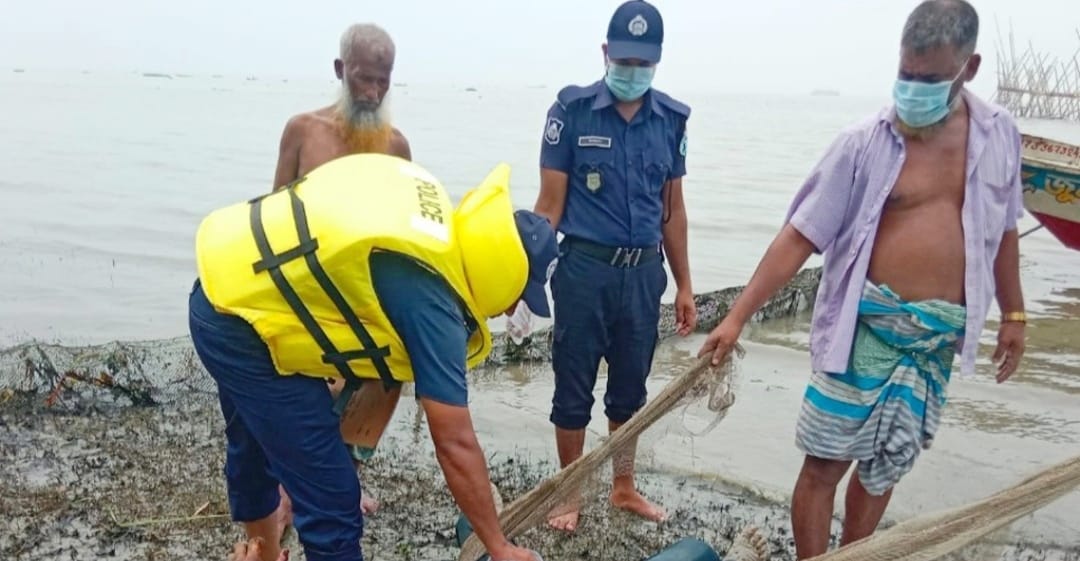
[3,0,1078,97]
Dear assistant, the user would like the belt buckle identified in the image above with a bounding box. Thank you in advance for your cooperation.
[611,247,642,268]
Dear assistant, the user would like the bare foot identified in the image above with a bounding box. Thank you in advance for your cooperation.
[360,491,379,515]
[610,488,667,522]
[547,509,580,533]
[275,484,294,536]
[546,496,580,532]
[230,538,289,561]
[726,525,770,561]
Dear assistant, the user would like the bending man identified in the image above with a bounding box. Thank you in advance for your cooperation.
[190,154,554,561]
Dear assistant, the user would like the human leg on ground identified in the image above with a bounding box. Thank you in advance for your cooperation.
[604,257,667,522]
[791,455,852,560]
[189,282,364,561]
[317,379,381,517]
[547,250,610,532]
[839,466,894,546]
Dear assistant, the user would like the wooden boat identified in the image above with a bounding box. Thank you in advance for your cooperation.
[1020,134,1080,251]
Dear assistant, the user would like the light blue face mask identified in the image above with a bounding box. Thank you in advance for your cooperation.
[604,62,656,102]
[892,60,969,128]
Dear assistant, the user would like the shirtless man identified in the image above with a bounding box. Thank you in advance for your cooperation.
[270,22,406,528]
[697,1,1026,558]
[273,22,410,190]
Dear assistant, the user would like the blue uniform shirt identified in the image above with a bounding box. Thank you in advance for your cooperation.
[540,81,690,248]
[370,251,472,406]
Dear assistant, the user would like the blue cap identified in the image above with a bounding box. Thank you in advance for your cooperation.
[514,210,559,318]
[606,0,664,64]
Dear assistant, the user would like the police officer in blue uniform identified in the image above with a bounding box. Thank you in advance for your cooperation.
[532,0,696,532]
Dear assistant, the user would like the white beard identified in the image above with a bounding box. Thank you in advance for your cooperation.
[335,84,393,130]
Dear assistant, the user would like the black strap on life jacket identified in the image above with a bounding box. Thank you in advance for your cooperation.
[247,180,398,390]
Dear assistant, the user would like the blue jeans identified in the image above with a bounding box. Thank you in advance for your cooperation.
[549,243,667,430]
[187,279,363,561]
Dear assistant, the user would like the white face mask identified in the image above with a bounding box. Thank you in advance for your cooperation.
[506,300,535,345]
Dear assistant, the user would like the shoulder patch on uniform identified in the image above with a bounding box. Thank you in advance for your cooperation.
[679,130,688,156]
[544,116,564,145]
[556,83,601,108]
[652,90,691,118]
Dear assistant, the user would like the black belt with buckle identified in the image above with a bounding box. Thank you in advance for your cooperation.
[564,236,662,268]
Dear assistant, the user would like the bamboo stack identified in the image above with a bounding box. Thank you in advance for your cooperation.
[994,27,1080,122]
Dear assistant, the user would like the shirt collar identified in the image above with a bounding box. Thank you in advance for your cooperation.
[961,89,998,134]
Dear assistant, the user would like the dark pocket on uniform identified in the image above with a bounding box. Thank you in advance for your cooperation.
[643,141,674,196]
[645,160,671,196]
[653,261,669,300]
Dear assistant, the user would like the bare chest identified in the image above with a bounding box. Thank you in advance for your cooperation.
[886,129,969,212]
[298,125,351,177]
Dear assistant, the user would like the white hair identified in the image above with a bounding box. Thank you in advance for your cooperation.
[339,23,395,64]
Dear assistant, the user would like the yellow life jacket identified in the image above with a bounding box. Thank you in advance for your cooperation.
[194,154,528,385]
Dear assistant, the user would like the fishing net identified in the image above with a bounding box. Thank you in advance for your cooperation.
[4,261,1074,561]
[457,347,746,561]
[0,267,815,560]
[812,454,1080,561]
[448,268,826,561]
[0,266,814,560]
[0,267,821,410]
[0,336,214,409]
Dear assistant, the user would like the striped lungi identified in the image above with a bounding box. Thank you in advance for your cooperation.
[795,281,966,496]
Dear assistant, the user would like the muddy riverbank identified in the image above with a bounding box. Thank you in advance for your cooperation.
[0,391,798,561]
[2,377,1076,561]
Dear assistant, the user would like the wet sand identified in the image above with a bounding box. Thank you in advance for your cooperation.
[0,390,799,561]
[2,335,1078,561]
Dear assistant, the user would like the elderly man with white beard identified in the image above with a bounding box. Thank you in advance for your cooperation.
[273,22,411,190]
[268,20,408,534]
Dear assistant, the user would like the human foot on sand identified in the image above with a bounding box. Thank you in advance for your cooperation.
[546,495,581,532]
[230,537,289,561]
[547,509,580,532]
[726,526,770,561]
[611,488,667,522]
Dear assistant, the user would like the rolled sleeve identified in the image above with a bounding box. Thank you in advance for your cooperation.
[540,101,572,173]
[784,132,859,253]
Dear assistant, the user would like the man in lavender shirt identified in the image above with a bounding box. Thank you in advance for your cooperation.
[697,0,1026,557]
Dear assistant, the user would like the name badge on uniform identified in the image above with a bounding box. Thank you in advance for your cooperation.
[586,170,602,192]
[578,136,612,149]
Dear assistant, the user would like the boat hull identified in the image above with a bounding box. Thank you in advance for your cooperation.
[1021,134,1080,251]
